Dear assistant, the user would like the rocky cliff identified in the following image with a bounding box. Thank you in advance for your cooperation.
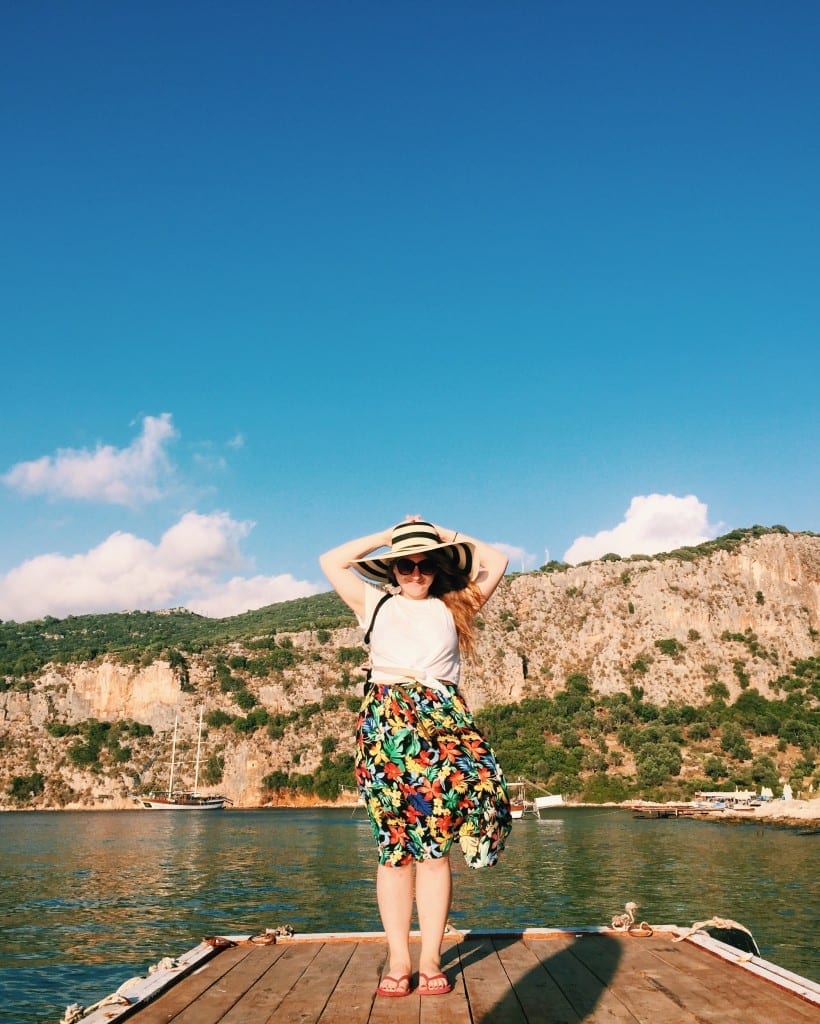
[470,531,819,708]
[1,531,817,810]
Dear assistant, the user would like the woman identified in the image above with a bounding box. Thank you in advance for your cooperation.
[320,518,512,997]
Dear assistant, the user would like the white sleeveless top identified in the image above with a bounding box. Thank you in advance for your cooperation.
[358,585,461,687]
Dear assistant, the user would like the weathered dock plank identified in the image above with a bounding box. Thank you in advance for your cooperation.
[645,937,819,1023]
[269,941,357,1024]
[568,931,704,1023]
[316,942,386,1024]
[223,941,322,1024]
[70,929,820,1024]
[530,932,638,1022]
[496,935,582,1024]
[527,932,608,1023]
[458,935,528,1024]
[514,935,582,1024]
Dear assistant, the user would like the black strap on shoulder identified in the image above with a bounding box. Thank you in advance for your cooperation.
[364,592,392,645]
[363,593,392,694]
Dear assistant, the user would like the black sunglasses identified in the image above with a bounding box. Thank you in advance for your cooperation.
[394,557,437,576]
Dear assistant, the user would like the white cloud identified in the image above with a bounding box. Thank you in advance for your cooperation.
[158,511,251,572]
[563,494,720,564]
[0,511,322,621]
[493,542,539,573]
[2,413,177,505]
[186,574,323,618]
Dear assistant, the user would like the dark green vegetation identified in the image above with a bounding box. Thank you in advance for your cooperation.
[6,718,155,805]
[261,752,356,803]
[46,718,154,769]
[0,591,354,683]
[475,659,820,802]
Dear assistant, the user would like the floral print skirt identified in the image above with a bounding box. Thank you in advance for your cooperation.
[355,681,512,869]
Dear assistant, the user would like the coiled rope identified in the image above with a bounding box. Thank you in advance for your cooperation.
[610,901,654,937]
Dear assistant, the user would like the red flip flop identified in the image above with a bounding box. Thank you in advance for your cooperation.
[418,971,452,996]
[376,973,412,997]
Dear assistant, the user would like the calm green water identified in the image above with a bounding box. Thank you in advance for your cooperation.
[1,808,817,1024]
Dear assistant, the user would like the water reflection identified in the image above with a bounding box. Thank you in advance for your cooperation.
[1,808,817,1024]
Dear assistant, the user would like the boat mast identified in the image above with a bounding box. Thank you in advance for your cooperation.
[193,706,204,797]
[168,717,179,799]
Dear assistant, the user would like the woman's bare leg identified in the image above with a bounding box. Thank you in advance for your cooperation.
[376,862,413,991]
[415,855,452,987]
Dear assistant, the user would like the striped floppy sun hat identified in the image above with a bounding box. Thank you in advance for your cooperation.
[350,520,479,584]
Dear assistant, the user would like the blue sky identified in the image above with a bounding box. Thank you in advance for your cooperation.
[1,2,818,621]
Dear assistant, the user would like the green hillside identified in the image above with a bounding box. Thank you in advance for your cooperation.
[0,590,354,682]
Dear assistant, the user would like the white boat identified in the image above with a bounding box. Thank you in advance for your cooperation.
[136,708,231,810]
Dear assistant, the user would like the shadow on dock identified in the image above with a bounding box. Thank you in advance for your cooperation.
[442,931,622,1021]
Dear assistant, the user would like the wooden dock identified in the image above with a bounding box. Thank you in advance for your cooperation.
[63,929,818,1024]
[65,926,820,1024]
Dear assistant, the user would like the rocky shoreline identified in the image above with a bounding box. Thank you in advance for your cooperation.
[622,796,820,829]
[731,796,820,827]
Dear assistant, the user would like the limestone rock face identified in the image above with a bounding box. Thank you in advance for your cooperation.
[464,532,819,709]
[58,661,183,728]
[1,532,817,810]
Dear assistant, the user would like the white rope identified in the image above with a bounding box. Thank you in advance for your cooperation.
[115,975,147,995]
[60,952,185,1021]
[60,989,132,1024]
[673,915,759,955]
[611,901,638,930]
[610,900,653,936]
[96,993,131,1008]
[148,955,181,974]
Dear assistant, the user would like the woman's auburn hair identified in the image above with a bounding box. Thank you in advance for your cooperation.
[439,583,482,659]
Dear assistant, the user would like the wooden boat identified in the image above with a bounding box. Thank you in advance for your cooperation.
[60,919,820,1023]
[509,780,533,819]
[137,791,228,810]
[510,779,564,819]
[135,708,231,811]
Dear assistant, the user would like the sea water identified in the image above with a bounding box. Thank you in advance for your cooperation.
[1,807,817,1024]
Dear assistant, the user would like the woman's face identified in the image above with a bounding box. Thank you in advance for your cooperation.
[391,554,437,599]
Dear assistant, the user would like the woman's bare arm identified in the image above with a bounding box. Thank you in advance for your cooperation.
[430,522,508,606]
[319,527,392,618]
